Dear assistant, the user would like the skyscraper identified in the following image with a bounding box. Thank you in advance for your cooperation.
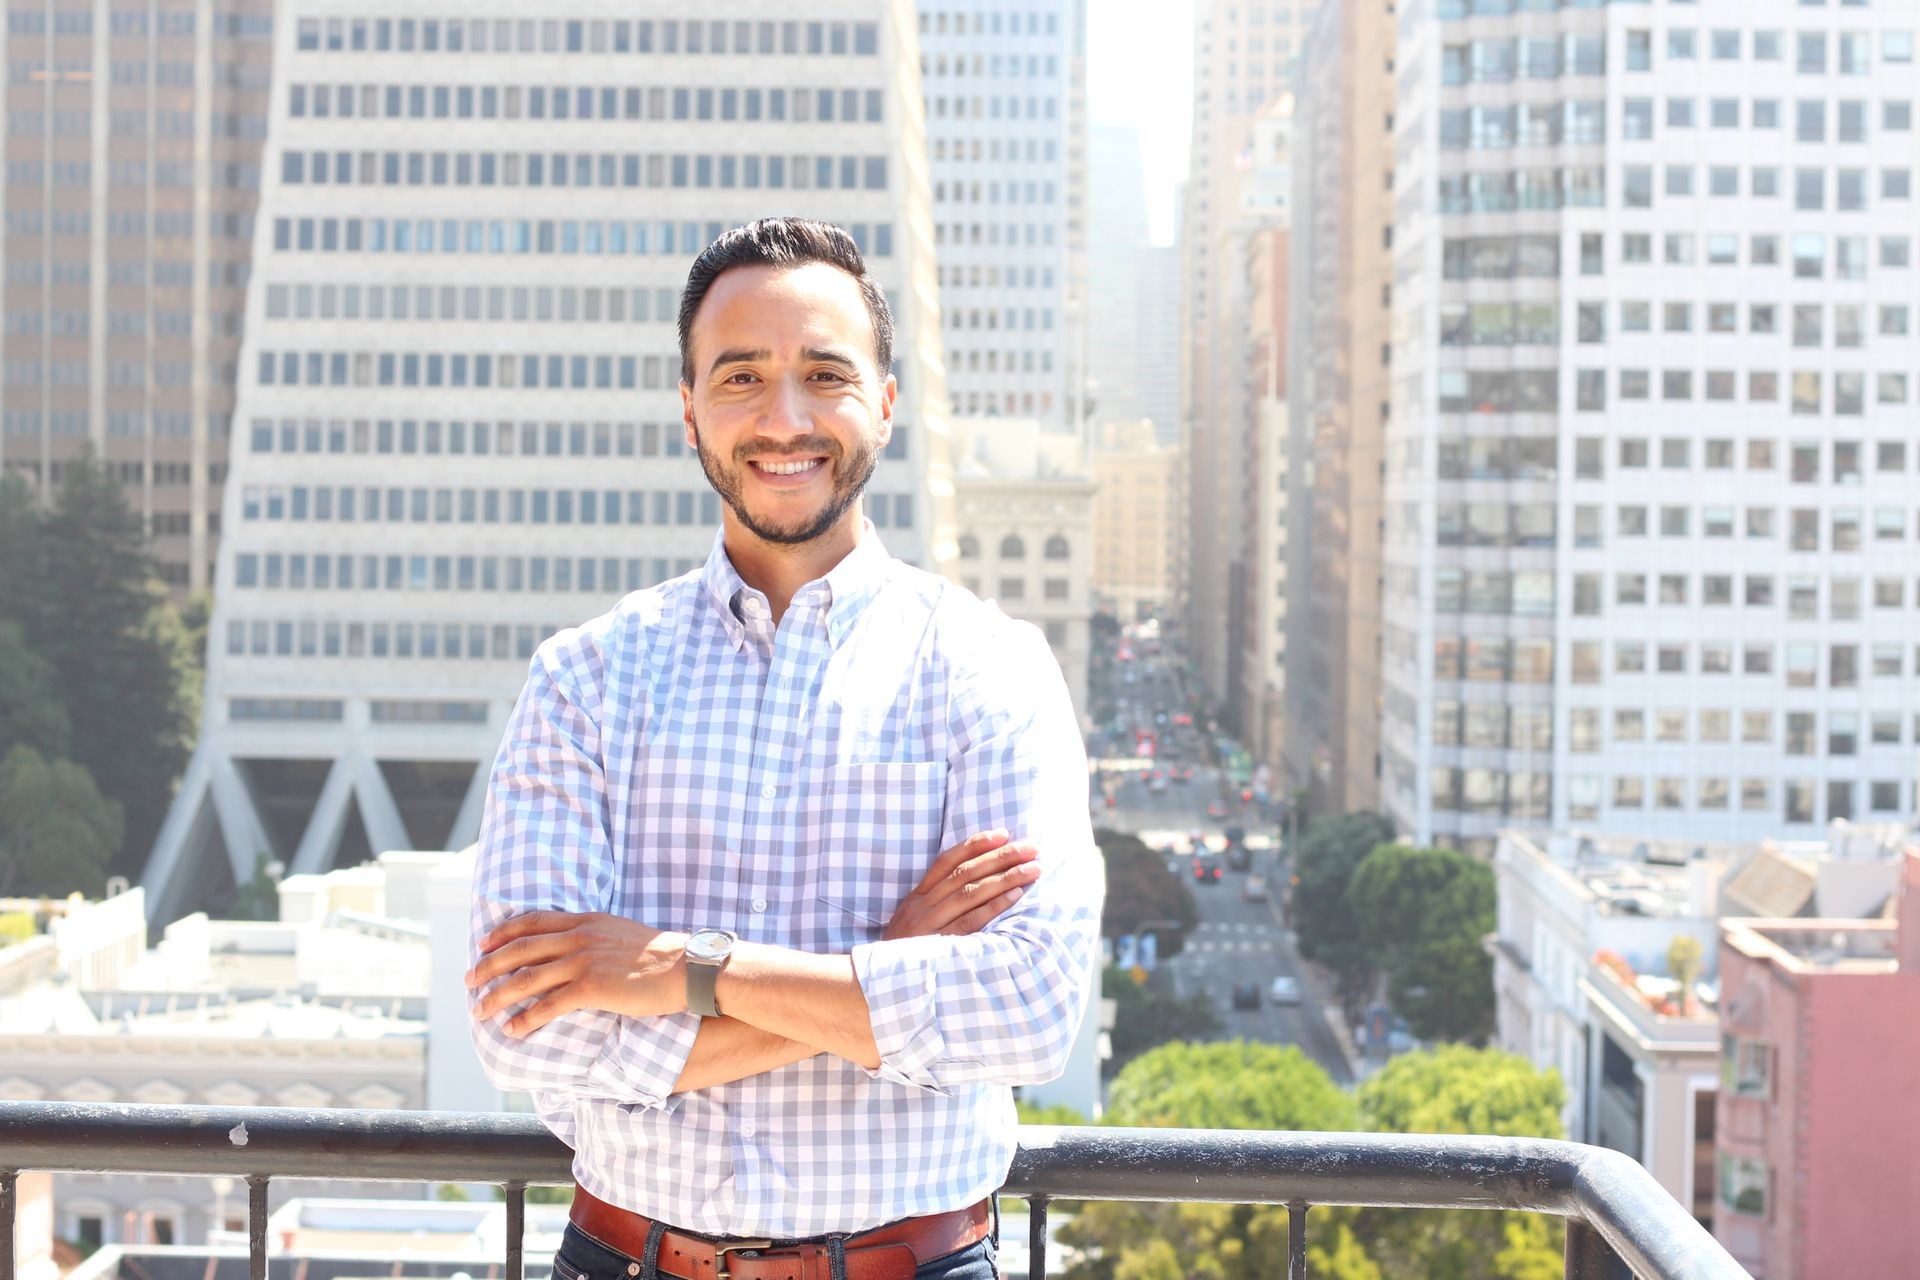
[1182,0,1315,718]
[1388,2,1920,850]
[1,0,276,594]
[142,2,954,923]
[917,0,1082,428]
[1284,0,1393,818]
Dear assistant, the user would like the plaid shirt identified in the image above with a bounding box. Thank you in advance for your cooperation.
[469,526,1102,1238]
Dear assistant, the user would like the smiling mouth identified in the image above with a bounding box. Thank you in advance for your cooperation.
[749,457,827,477]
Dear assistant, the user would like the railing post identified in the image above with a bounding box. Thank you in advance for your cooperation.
[1026,1195,1049,1280]
[1565,1219,1632,1280]
[1287,1202,1307,1280]
[1,1169,16,1280]
[247,1175,270,1280]
[505,1182,526,1280]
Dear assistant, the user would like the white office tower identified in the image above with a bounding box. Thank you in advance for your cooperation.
[916,0,1081,427]
[1387,2,1920,853]
[142,2,954,923]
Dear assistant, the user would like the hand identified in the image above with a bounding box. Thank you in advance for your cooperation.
[466,912,689,1038]
[883,828,1042,941]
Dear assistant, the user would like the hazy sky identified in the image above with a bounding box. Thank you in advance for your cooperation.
[1087,0,1194,246]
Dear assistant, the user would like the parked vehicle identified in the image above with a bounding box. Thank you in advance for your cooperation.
[1231,981,1261,1010]
[1268,975,1302,1005]
[1241,875,1267,903]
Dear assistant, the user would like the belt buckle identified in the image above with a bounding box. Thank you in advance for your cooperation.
[712,1239,775,1280]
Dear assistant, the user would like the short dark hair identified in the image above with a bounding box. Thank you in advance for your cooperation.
[677,217,894,385]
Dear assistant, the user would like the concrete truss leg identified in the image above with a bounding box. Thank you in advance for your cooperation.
[446,759,492,852]
[289,757,359,877]
[350,752,412,856]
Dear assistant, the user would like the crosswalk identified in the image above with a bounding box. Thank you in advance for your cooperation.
[1181,922,1279,954]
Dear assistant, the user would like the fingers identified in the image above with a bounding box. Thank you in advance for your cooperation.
[915,828,1011,893]
[465,926,577,988]
[504,985,585,1038]
[474,909,582,959]
[942,886,1028,936]
[912,848,1043,933]
[472,956,577,1023]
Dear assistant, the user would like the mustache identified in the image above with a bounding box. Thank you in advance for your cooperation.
[737,438,841,463]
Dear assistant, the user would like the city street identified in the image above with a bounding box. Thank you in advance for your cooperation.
[1089,620,1354,1087]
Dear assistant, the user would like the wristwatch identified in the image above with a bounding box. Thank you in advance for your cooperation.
[684,928,738,1018]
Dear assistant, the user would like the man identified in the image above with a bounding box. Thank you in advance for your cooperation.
[466,217,1102,1280]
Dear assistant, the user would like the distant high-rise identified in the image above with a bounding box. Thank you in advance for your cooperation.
[1134,242,1180,443]
[1,1,276,594]
[1284,0,1393,818]
[917,0,1082,428]
[1086,122,1149,426]
[142,2,954,924]
[1182,0,1315,717]
[1389,1,1920,850]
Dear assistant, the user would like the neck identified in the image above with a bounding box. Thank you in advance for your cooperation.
[721,508,863,623]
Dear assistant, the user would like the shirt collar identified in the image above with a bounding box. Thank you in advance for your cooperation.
[698,522,893,649]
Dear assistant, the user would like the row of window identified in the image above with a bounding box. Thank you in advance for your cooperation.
[269,215,891,259]
[1620,23,1909,75]
[1443,230,1903,279]
[1431,769,1900,827]
[1569,434,1916,481]
[228,615,626,662]
[1438,31,1608,81]
[279,148,891,193]
[1437,567,1920,618]
[289,82,884,126]
[1621,94,1913,138]
[255,348,883,393]
[1569,300,1919,346]
[244,417,910,463]
[266,282,681,326]
[1435,703,1920,754]
[230,698,486,724]
[1566,638,1900,686]
[1443,27,1916,83]
[1432,364,1920,416]
[294,17,881,58]
[234,487,920,532]
[236,553,680,594]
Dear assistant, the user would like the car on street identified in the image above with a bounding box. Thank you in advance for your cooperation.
[1231,981,1261,1010]
[1241,875,1267,903]
[1191,855,1224,884]
[1268,976,1301,1005]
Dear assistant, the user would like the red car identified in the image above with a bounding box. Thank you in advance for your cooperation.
[1191,857,1224,883]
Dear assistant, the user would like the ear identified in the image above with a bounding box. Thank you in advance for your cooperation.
[681,380,697,451]
[876,373,897,448]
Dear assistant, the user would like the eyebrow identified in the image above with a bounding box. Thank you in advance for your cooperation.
[706,347,863,377]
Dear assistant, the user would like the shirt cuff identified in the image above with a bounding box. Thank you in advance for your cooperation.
[850,937,972,1094]
[586,1010,702,1112]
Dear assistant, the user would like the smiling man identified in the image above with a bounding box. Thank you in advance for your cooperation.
[465,218,1102,1280]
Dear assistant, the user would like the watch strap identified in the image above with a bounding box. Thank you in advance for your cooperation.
[686,953,723,1018]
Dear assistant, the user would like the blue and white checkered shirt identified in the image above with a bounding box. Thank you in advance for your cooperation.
[469,525,1102,1238]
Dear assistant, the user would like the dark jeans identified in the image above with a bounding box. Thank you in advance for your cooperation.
[552,1214,1000,1280]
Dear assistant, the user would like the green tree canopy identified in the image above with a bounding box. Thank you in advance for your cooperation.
[1097,828,1197,958]
[0,623,73,761]
[0,454,196,880]
[1103,966,1219,1071]
[1290,811,1396,1020]
[1105,1040,1360,1132]
[1348,845,1497,1043]
[0,745,122,897]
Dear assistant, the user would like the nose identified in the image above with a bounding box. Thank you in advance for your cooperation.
[758,375,812,438]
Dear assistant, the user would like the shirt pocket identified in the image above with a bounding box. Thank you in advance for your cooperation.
[816,760,949,944]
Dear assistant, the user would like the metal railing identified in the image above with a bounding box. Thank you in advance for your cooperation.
[0,1101,1752,1280]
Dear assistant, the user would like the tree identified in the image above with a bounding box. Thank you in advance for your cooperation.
[1336,1046,1567,1280]
[1291,812,1396,1022]
[0,623,73,761]
[1348,845,1496,1044]
[1103,966,1219,1069]
[0,452,195,878]
[0,745,122,897]
[1061,1043,1358,1280]
[1016,1100,1088,1126]
[1097,828,1197,959]
[1666,935,1703,1016]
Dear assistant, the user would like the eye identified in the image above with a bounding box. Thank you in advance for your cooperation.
[810,370,847,383]
[723,370,758,384]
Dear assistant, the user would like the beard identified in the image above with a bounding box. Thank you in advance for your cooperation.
[692,422,880,546]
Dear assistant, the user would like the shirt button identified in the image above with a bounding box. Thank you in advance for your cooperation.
[751,896,768,913]
[740,1120,757,1138]
[742,598,763,616]
[760,782,777,799]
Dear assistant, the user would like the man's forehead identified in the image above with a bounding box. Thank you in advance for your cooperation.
[698,262,871,333]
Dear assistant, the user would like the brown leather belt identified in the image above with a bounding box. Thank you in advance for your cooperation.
[567,1184,992,1280]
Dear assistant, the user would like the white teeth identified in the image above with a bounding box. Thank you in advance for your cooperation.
[758,458,822,476]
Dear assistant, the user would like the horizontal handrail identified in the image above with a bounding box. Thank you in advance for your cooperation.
[0,1101,1751,1280]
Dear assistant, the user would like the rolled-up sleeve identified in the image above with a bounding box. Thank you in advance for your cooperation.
[851,620,1103,1091]
[469,634,700,1112]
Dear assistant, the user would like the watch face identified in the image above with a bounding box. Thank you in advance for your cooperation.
[686,928,737,962]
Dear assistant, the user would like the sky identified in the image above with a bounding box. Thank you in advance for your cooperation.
[1087,0,1194,246]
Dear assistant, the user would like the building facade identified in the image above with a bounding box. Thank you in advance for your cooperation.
[1181,0,1315,714]
[916,0,1082,427]
[141,1,956,924]
[2,0,275,594]
[1284,0,1393,818]
[1714,852,1920,1279]
[1091,419,1181,618]
[1388,2,1920,851]
[950,417,1094,721]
